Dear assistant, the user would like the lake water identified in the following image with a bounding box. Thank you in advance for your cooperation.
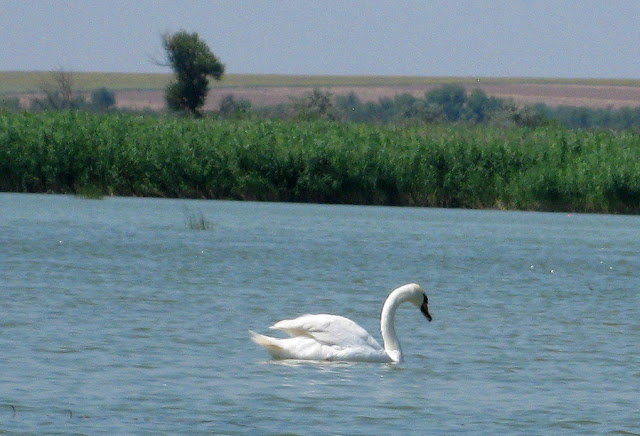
[1,193,639,435]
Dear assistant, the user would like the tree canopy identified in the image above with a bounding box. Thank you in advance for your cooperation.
[162,30,225,116]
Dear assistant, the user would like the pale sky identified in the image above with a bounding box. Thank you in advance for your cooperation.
[2,1,640,78]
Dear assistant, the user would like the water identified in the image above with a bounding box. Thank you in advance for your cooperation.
[1,193,638,435]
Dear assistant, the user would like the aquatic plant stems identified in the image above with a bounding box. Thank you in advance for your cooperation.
[1,111,638,213]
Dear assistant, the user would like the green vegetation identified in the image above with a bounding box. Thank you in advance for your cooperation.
[90,87,116,110]
[4,69,640,129]
[1,111,639,213]
[529,103,640,130]
[29,86,116,111]
[162,31,225,116]
[18,70,117,111]
[326,86,510,125]
[249,85,640,131]
[0,96,21,110]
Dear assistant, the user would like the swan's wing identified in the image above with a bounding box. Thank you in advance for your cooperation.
[251,329,390,362]
[271,314,383,350]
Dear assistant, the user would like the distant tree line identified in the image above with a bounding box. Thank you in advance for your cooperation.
[0,69,116,112]
[1,88,116,112]
[246,84,509,125]
[28,86,116,111]
[4,74,640,131]
[244,84,640,130]
[528,102,640,130]
[336,84,508,124]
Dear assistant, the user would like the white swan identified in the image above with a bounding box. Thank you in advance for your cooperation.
[250,283,432,363]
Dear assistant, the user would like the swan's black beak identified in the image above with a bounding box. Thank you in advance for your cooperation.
[420,295,432,322]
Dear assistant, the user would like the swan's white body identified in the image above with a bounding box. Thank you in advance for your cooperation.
[250,283,432,363]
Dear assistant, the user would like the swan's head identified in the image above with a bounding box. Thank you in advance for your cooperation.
[420,293,432,322]
[405,283,432,322]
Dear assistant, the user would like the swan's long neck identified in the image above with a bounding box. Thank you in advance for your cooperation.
[380,286,414,363]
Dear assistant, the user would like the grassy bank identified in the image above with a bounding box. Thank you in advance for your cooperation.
[1,111,639,213]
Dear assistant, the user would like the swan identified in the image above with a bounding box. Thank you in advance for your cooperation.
[249,283,432,363]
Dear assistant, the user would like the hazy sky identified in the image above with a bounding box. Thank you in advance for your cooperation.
[2,1,640,78]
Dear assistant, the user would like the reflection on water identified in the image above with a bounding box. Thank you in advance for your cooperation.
[1,193,639,434]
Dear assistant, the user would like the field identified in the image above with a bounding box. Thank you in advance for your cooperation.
[4,71,640,111]
[1,111,639,213]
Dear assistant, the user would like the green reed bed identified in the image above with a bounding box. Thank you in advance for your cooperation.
[1,111,639,213]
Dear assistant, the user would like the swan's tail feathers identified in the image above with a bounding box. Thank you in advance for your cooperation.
[249,330,286,359]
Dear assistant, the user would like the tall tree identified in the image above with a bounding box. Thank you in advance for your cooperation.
[162,31,225,116]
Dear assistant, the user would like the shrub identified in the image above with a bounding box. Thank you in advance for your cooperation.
[91,88,116,110]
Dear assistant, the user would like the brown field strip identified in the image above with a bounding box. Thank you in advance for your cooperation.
[3,71,640,109]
